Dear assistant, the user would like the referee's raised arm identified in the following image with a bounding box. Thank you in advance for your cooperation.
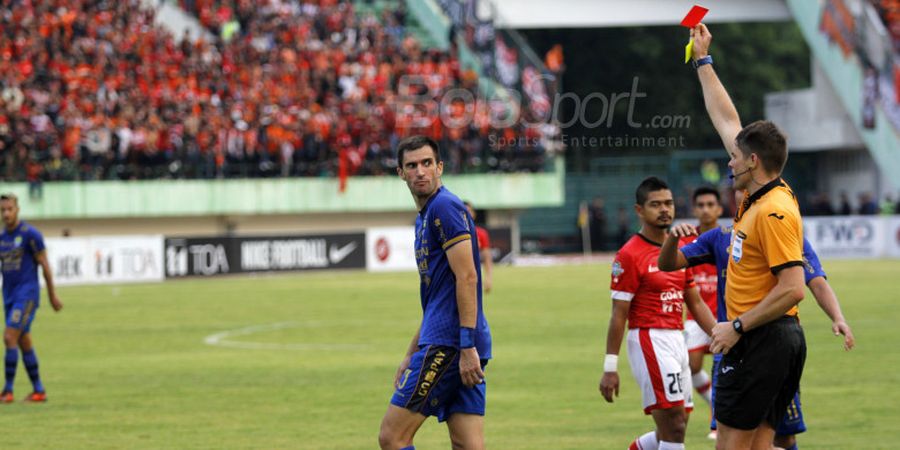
[691,23,743,158]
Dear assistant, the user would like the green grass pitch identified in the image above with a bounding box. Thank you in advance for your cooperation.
[3,260,897,448]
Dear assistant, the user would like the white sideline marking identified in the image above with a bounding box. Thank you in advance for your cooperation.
[204,322,368,351]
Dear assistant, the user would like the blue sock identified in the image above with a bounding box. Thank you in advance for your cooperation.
[4,348,18,392]
[400,447,416,450]
[22,349,44,393]
[785,445,798,450]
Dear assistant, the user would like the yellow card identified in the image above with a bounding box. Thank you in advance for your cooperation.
[685,38,693,64]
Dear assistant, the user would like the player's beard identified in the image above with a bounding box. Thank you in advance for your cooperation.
[654,216,672,229]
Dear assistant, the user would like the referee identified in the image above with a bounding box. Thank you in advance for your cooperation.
[691,24,807,450]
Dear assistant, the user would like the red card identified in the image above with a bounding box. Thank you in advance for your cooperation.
[681,5,709,28]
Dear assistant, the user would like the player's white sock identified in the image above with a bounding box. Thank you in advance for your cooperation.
[629,431,658,450]
[658,442,685,450]
[693,370,712,404]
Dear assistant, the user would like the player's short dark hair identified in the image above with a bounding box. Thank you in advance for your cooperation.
[735,120,788,174]
[0,193,18,205]
[692,186,720,204]
[396,135,441,166]
[635,177,670,206]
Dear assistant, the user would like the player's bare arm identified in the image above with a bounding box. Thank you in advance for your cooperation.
[35,250,62,312]
[710,266,805,354]
[692,23,743,156]
[808,277,855,351]
[658,224,696,271]
[394,326,421,387]
[445,239,485,388]
[599,300,630,403]
[684,286,716,335]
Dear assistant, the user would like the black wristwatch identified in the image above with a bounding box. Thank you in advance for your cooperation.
[732,317,745,335]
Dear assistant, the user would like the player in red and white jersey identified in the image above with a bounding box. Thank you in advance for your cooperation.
[599,177,717,450]
[679,186,722,410]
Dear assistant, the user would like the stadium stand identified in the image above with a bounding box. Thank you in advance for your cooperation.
[0,0,548,183]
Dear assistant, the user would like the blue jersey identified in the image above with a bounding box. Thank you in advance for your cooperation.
[0,221,46,305]
[414,187,491,359]
[801,238,827,282]
[679,228,826,322]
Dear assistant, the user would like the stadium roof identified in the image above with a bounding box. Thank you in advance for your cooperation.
[488,0,791,29]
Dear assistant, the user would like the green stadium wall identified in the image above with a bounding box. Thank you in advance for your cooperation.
[0,159,564,219]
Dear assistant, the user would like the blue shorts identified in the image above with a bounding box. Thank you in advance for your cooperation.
[389,345,487,422]
[709,354,806,436]
[776,392,807,436]
[4,298,38,333]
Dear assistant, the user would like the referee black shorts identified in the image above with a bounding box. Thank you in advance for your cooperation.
[714,316,806,431]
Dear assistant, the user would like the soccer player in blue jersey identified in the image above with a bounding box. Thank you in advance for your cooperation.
[0,193,63,403]
[378,136,491,450]
[659,213,854,450]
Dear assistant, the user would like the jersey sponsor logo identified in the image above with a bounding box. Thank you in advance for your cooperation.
[694,272,718,295]
[659,289,684,301]
[647,264,659,273]
[13,236,22,247]
[328,242,358,264]
[0,247,24,271]
[768,212,785,220]
[660,289,685,313]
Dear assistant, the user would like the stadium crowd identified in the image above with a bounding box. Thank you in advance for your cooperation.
[0,0,548,184]
[873,0,900,52]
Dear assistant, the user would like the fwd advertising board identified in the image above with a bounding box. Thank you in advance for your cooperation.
[803,216,886,259]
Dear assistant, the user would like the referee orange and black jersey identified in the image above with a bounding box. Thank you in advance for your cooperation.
[726,178,803,320]
[716,176,806,432]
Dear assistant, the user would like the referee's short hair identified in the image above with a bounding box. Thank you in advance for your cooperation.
[635,176,670,206]
[735,120,788,174]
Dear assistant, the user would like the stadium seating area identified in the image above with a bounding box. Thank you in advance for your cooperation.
[0,0,547,182]
[869,0,900,128]
[874,0,900,52]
